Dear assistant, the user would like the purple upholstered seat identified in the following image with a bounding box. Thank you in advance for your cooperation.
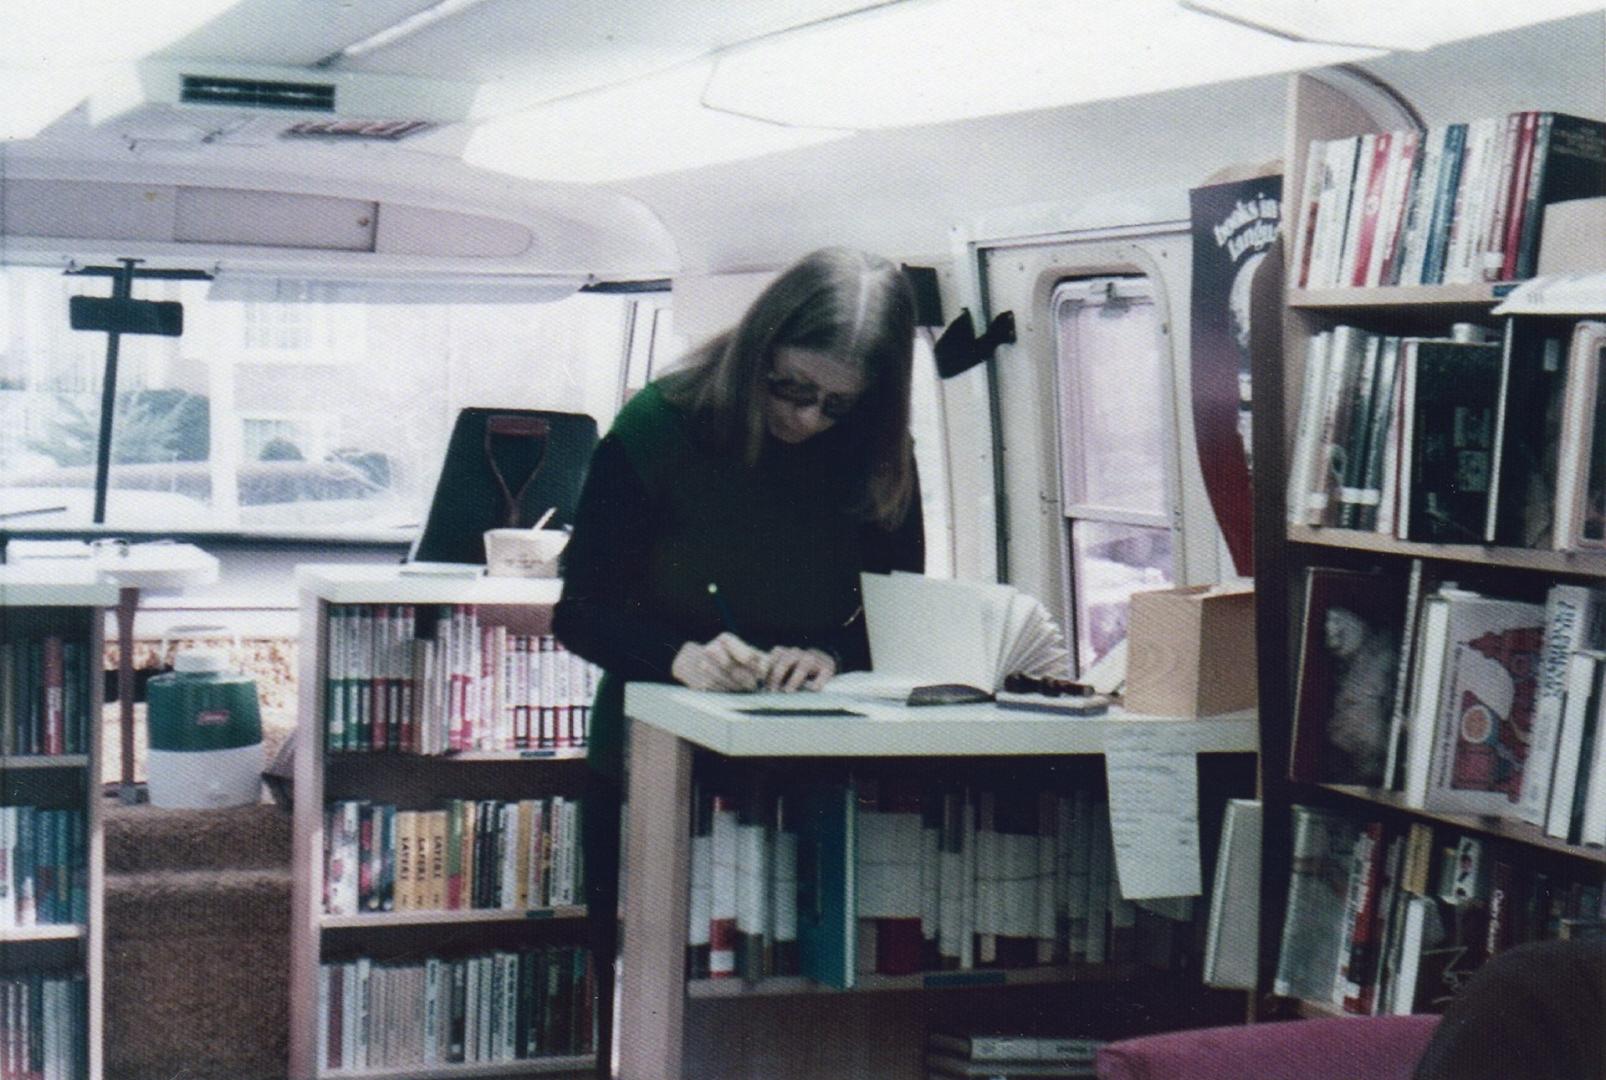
[1095,1014,1440,1080]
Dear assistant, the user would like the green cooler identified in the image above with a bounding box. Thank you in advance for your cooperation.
[146,648,264,809]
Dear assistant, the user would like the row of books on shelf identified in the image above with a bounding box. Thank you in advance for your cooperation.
[924,1031,1103,1080]
[323,603,599,755]
[0,973,86,1080]
[1276,806,1604,1016]
[687,771,1198,989]
[1293,566,1606,843]
[0,636,94,758]
[1287,317,1605,551]
[316,946,594,1075]
[323,797,582,917]
[0,807,87,930]
[1289,111,1605,290]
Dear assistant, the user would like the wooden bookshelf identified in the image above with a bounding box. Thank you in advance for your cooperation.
[314,1059,593,1080]
[1289,284,1507,308]
[0,572,118,1080]
[1288,526,1606,576]
[1317,785,1606,866]
[319,905,586,930]
[1254,73,1606,1022]
[287,565,594,1080]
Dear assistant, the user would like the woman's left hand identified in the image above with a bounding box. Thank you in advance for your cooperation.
[763,646,836,692]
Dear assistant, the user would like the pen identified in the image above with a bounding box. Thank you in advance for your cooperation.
[707,581,741,636]
[709,581,768,689]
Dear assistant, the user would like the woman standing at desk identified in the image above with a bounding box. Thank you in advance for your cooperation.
[554,246,925,1075]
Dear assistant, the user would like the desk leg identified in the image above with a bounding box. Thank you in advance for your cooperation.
[618,720,694,1080]
[115,586,140,805]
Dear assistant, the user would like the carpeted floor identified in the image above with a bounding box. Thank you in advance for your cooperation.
[101,705,297,1080]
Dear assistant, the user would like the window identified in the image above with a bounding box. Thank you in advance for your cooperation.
[0,264,632,534]
[1053,276,1176,675]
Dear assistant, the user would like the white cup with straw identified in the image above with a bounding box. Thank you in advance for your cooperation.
[484,507,568,578]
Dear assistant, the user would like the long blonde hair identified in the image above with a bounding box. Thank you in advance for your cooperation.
[659,247,917,529]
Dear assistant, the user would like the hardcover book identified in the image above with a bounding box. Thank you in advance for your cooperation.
[1488,319,1572,548]
[1273,805,1358,1003]
[1402,338,1504,544]
[795,778,858,990]
[1421,595,1547,816]
[1290,567,1406,787]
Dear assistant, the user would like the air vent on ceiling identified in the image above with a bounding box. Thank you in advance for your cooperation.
[181,75,337,112]
[90,61,479,142]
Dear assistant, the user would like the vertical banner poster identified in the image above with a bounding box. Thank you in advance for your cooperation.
[1190,176,1282,577]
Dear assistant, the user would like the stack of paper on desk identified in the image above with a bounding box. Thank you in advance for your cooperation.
[858,572,1069,693]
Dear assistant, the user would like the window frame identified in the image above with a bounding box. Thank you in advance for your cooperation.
[1049,274,1183,676]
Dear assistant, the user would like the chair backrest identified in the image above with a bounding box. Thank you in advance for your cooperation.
[1095,1015,1440,1080]
[409,407,598,566]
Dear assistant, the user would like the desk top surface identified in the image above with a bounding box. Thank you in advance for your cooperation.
[8,540,219,591]
[624,683,1258,758]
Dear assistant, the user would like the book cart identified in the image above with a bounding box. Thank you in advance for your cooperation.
[0,570,118,1080]
[1252,73,1606,1020]
[287,566,595,1080]
[617,683,1259,1080]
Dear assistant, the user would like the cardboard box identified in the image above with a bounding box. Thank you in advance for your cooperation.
[1123,584,1257,717]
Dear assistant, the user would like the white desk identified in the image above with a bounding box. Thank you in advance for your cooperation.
[6,541,220,800]
[616,683,1259,1080]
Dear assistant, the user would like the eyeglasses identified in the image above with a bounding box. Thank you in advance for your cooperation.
[764,373,860,420]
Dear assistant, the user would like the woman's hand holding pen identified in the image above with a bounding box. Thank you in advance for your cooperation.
[764,646,835,691]
[672,632,771,692]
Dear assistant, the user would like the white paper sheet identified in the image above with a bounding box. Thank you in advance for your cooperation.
[1103,726,1203,899]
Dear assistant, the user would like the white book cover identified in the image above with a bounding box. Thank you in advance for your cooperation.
[1521,586,1606,824]
[1442,116,1499,284]
[1366,128,1420,287]
[1580,674,1606,845]
[1421,594,1547,816]
[1202,798,1261,990]
[1554,321,1606,551]
[1336,132,1379,289]
[1291,138,1329,288]
[1548,651,1605,840]
[1388,895,1434,1015]
[1288,330,1334,525]
[1401,596,1453,807]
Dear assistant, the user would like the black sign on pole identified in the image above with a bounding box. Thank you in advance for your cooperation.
[65,260,211,524]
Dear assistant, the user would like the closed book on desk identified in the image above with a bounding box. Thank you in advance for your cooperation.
[796,779,858,989]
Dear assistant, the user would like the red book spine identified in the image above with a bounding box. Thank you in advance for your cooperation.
[1342,822,1386,1014]
[709,795,738,978]
[41,637,64,757]
[1499,112,1539,281]
[1349,132,1393,285]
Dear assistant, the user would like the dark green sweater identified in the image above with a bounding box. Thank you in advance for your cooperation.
[553,381,924,778]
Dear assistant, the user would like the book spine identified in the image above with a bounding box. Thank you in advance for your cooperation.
[1421,124,1469,285]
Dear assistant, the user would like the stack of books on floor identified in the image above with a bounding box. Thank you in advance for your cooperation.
[925,1031,1103,1079]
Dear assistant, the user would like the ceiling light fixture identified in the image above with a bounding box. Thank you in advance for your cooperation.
[463,62,850,184]
[1178,0,1606,52]
[699,0,1382,131]
[0,0,245,140]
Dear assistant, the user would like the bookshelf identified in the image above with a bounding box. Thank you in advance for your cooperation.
[286,566,597,1080]
[617,683,1259,1080]
[0,570,118,1080]
[1253,74,1606,1021]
